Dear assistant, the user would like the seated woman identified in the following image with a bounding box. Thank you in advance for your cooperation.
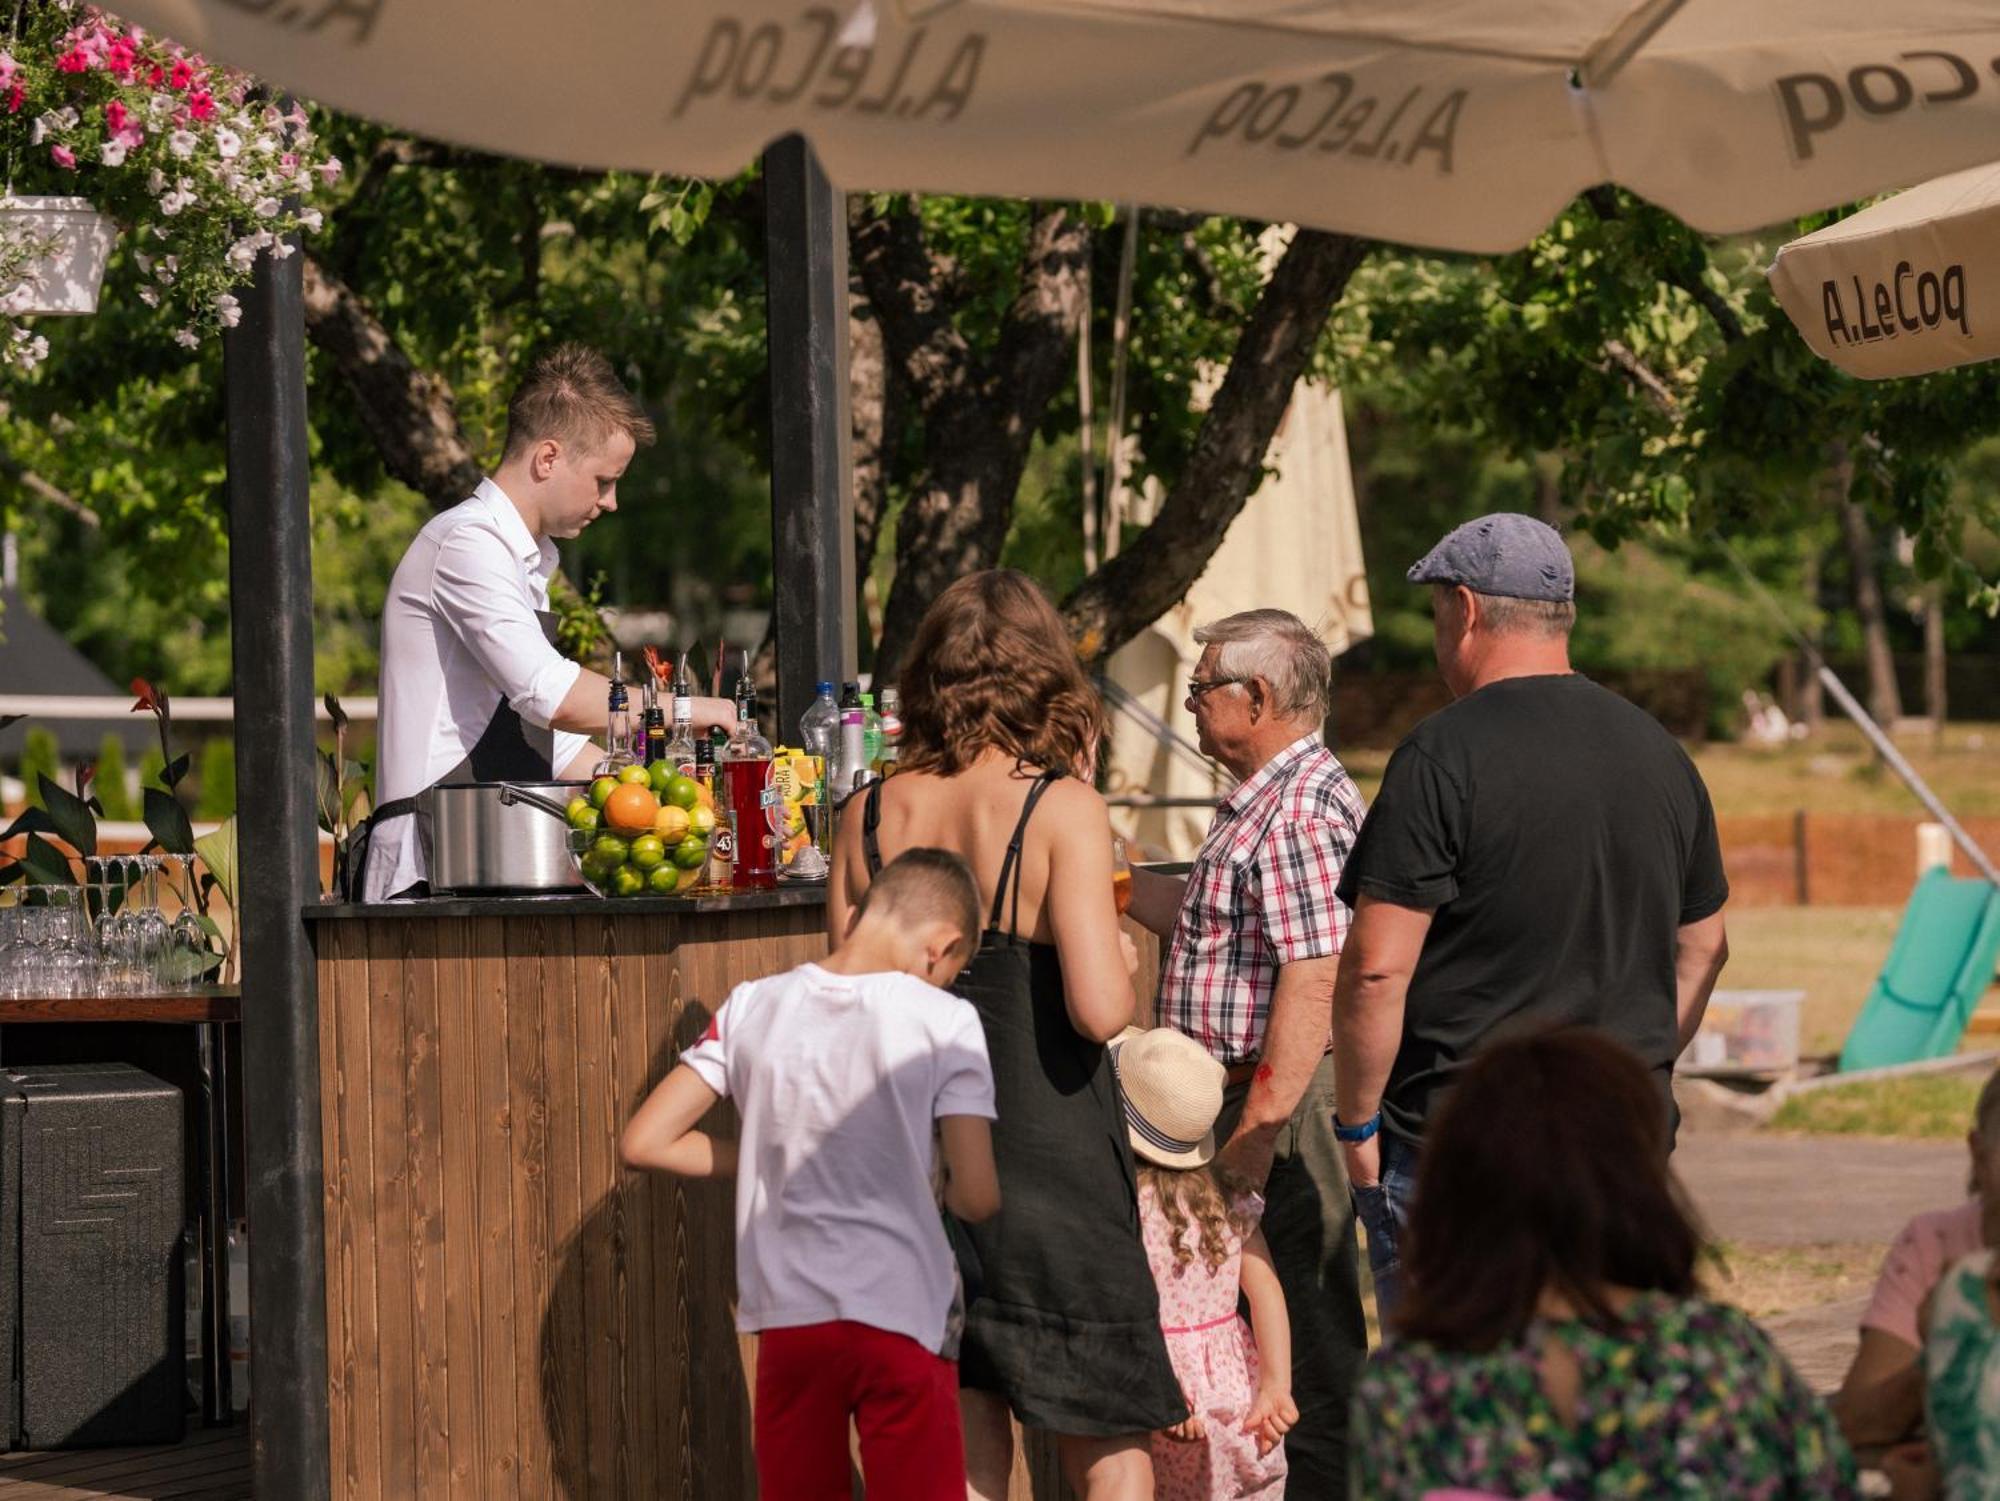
[1836,1068,1999,1451]
[1348,1027,1858,1500]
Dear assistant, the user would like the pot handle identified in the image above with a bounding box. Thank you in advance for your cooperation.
[497,783,575,822]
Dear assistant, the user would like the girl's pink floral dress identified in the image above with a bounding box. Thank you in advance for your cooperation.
[1139,1181,1287,1501]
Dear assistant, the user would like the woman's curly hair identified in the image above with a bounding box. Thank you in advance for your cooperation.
[1139,1161,1257,1277]
[895,570,1106,778]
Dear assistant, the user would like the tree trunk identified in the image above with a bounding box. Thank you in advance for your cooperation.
[1064,228,1371,665]
[1799,544,1824,733]
[857,203,1092,678]
[301,253,484,510]
[1925,579,1948,748]
[1832,453,1903,727]
[846,224,902,664]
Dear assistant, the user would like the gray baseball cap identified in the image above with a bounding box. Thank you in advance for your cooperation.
[1407,513,1574,603]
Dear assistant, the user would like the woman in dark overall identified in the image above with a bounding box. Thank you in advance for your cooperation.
[829,571,1185,1500]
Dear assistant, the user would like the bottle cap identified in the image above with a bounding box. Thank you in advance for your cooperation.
[816,681,834,695]
[861,693,874,707]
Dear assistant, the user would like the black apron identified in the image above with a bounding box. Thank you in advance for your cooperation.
[349,608,562,900]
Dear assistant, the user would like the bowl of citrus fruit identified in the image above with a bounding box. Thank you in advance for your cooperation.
[564,762,720,898]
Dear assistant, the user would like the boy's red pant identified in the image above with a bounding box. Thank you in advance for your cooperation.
[754,1321,964,1500]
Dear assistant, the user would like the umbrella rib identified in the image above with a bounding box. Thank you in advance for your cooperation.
[1577,0,1692,88]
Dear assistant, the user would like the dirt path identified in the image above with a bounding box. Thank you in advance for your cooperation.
[1674,1132,1967,1391]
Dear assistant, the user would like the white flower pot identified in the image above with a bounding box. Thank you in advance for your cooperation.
[0,196,116,316]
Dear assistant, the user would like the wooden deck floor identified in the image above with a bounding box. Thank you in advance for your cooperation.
[0,1426,248,1500]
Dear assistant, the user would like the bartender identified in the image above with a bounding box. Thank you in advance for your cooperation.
[362,344,734,901]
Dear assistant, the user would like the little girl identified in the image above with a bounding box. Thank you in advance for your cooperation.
[1112,1027,1295,1501]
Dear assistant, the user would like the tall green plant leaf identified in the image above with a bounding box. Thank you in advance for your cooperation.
[143,787,196,855]
[194,816,236,911]
[35,774,96,856]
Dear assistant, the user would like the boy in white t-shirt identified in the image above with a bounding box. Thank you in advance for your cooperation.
[621,847,1000,1501]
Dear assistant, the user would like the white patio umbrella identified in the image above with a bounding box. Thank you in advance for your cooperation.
[1767,160,2000,379]
[104,0,2000,254]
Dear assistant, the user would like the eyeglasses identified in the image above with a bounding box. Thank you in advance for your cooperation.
[1185,677,1244,702]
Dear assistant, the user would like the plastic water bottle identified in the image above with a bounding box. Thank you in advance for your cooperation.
[861,692,883,770]
[838,682,867,797]
[799,682,840,858]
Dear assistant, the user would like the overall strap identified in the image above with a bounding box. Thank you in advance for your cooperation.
[990,770,1064,939]
[862,779,885,876]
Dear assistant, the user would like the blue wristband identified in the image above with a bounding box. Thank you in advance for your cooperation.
[1333,1110,1381,1144]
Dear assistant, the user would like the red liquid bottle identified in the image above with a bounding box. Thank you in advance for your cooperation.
[718,664,778,890]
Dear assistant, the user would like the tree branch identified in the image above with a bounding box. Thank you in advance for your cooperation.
[301,252,484,509]
[1064,228,1371,664]
[852,202,977,423]
[1601,338,1680,417]
[0,457,98,527]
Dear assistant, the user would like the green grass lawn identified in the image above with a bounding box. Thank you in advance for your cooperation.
[1710,905,1909,1056]
[1770,1075,1987,1140]
[1691,721,2000,819]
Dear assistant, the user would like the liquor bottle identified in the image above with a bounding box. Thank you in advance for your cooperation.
[642,672,668,766]
[665,651,699,777]
[592,651,637,776]
[798,681,839,859]
[875,685,903,776]
[837,681,867,798]
[718,657,778,890]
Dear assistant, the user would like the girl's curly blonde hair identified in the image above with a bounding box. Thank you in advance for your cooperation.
[1139,1161,1256,1276]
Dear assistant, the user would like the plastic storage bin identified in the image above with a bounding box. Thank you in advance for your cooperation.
[1686,990,1804,1074]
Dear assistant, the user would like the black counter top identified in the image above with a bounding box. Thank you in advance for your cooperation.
[305,883,828,921]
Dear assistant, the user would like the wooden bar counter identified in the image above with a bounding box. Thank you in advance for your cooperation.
[306,887,830,1501]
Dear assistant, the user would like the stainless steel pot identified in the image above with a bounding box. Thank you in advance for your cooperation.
[429,780,586,894]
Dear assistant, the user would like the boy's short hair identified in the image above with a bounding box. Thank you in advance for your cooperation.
[501,343,657,460]
[856,848,981,950]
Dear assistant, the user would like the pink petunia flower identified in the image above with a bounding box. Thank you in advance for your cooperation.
[6,86,23,115]
[50,144,76,169]
[106,99,129,133]
[188,90,215,122]
[168,58,194,90]
[55,48,89,73]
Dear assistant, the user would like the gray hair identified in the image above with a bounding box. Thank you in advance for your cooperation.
[1192,609,1331,723]
[1470,590,1576,640]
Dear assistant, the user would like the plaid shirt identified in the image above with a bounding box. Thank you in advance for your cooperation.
[1158,736,1365,1063]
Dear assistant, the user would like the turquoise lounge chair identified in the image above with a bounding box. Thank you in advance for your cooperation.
[1838,868,2000,1073]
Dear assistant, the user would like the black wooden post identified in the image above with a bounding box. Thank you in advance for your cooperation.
[763,133,856,735]
[225,233,331,1500]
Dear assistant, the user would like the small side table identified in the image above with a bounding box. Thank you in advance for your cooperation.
[0,986,240,1426]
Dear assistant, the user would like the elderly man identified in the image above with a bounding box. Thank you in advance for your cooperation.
[1331,513,1732,1315]
[1128,607,1369,1497]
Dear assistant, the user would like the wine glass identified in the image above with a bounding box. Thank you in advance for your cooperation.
[1111,836,1134,916]
[0,901,35,999]
[133,855,172,990]
[43,886,93,998]
[166,854,209,990]
[109,855,145,993]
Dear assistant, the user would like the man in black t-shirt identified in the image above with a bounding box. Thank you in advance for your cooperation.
[1329,513,1731,1316]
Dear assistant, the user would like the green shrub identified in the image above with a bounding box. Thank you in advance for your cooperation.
[16,727,59,809]
[137,746,166,794]
[93,733,135,821]
[196,738,236,820]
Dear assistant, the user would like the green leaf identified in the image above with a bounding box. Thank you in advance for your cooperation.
[163,753,191,790]
[18,834,76,885]
[159,948,223,985]
[144,787,196,855]
[194,816,237,911]
[0,805,58,844]
[35,774,96,856]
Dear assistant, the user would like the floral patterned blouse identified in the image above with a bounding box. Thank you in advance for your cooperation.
[1925,1248,2000,1500]
[1348,1293,1858,1499]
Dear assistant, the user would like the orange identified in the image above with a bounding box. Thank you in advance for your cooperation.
[602,782,662,835]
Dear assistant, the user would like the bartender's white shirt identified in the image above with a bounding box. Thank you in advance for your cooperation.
[364,479,590,900]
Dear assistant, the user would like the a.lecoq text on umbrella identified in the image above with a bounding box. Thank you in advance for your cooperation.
[1187,72,1466,173]
[673,11,984,124]
[1778,51,1984,162]
[1820,261,1969,349]
[218,0,382,46]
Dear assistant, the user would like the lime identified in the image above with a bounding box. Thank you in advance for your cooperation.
[568,803,601,834]
[617,763,652,785]
[686,803,718,837]
[671,836,709,870]
[589,775,619,809]
[647,760,674,794]
[592,833,631,865]
[629,834,667,871]
[646,864,681,895]
[580,851,618,885]
[610,864,647,897]
[664,774,702,811]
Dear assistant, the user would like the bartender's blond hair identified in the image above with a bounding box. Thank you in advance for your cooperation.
[502,343,656,459]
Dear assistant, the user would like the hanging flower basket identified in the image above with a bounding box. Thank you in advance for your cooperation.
[0,194,115,315]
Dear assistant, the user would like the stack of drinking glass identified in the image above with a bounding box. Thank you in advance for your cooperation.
[0,855,213,998]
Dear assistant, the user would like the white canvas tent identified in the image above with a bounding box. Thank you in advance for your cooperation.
[1105,380,1369,857]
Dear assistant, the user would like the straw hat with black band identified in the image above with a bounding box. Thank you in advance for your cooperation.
[1110,1026,1227,1171]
